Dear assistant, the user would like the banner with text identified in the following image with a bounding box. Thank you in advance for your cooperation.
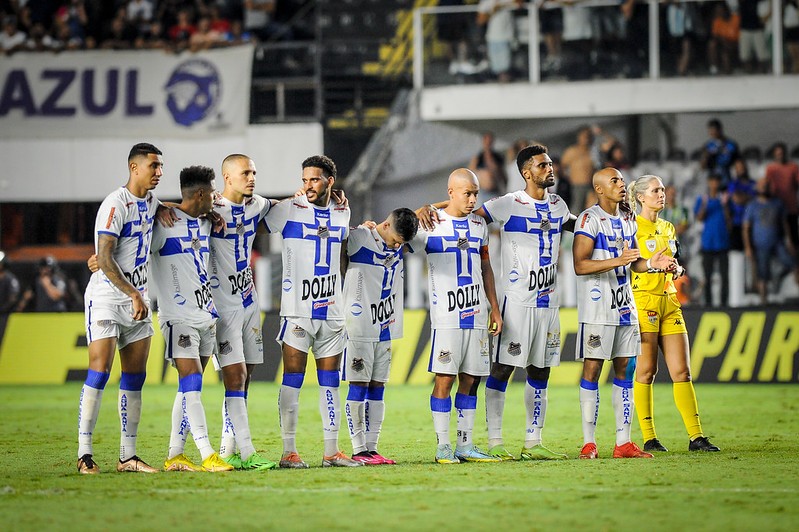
[0,45,253,138]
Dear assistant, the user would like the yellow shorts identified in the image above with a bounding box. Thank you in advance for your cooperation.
[635,292,687,336]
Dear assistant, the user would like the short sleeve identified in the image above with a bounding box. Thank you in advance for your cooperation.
[95,195,127,238]
[574,210,596,240]
[481,193,511,225]
[263,198,290,234]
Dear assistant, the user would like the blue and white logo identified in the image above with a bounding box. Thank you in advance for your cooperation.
[282,278,293,292]
[173,293,187,306]
[508,269,520,283]
[350,303,363,316]
[590,287,602,302]
[164,59,220,127]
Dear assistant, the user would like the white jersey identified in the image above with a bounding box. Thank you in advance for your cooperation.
[264,196,350,320]
[150,214,218,328]
[343,226,405,342]
[574,204,639,326]
[409,210,489,330]
[85,187,158,305]
[482,190,571,308]
[209,194,272,311]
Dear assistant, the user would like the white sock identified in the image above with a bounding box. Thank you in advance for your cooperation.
[364,395,385,453]
[485,375,507,448]
[219,399,237,458]
[455,393,477,450]
[430,395,451,446]
[168,392,189,460]
[346,399,366,454]
[118,389,142,462]
[524,379,548,447]
[319,388,341,456]
[579,380,599,445]
[183,390,214,460]
[279,373,304,454]
[77,383,104,457]
[225,394,255,460]
[612,378,634,446]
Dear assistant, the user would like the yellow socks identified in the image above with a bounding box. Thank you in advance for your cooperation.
[673,381,703,440]
[633,380,656,441]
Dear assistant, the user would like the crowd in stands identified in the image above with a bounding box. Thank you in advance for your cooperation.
[0,1,308,55]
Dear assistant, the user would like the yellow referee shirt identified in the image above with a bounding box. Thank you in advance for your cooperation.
[632,215,677,295]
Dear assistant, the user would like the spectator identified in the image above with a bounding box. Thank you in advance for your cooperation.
[223,19,255,46]
[207,5,231,34]
[134,19,167,50]
[16,256,69,312]
[56,1,88,43]
[764,142,799,251]
[708,2,739,75]
[700,118,739,184]
[540,0,564,74]
[25,22,57,51]
[662,185,691,239]
[0,16,26,54]
[694,174,731,307]
[0,251,20,315]
[743,179,798,304]
[126,0,155,36]
[244,0,292,41]
[477,0,522,83]
[469,131,508,203]
[666,0,702,76]
[190,15,222,51]
[561,125,596,213]
[505,138,532,183]
[738,0,769,73]
[560,1,593,78]
[168,8,196,51]
[603,141,630,171]
[101,8,135,49]
[727,157,756,252]
[786,0,799,74]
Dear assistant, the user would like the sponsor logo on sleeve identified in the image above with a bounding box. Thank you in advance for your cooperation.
[105,207,116,229]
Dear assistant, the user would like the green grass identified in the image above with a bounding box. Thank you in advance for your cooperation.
[0,383,797,531]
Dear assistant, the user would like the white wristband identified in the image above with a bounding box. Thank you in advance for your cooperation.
[646,258,653,271]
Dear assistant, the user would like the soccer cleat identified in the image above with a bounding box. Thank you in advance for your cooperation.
[689,436,720,452]
[323,451,363,467]
[435,444,460,464]
[117,455,159,473]
[368,451,396,465]
[488,445,516,461]
[351,451,383,465]
[644,438,669,452]
[613,442,654,458]
[77,454,99,474]
[201,453,235,472]
[164,454,201,472]
[519,444,568,461]
[222,452,244,470]
[579,443,599,459]
[454,445,501,463]
[279,452,309,469]
[241,452,278,471]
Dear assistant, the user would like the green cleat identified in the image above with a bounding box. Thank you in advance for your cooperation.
[519,444,568,461]
[488,445,516,461]
[241,452,278,471]
[222,452,244,470]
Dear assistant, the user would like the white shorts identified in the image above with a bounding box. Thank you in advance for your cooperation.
[494,302,561,369]
[428,328,490,377]
[162,320,217,362]
[575,323,640,361]
[341,339,391,383]
[85,300,153,350]
[214,305,264,368]
[276,317,345,359]
[739,30,768,62]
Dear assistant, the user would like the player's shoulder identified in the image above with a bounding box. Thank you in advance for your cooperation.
[656,217,675,234]
[545,192,570,214]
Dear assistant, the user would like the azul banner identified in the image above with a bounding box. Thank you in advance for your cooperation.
[0,45,253,138]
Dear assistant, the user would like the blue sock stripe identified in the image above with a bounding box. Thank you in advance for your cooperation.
[454,393,477,410]
[317,369,340,388]
[225,390,247,398]
[527,378,548,390]
[613,378,633,389]
[119,372,146,391]
[580,379,599,391]
[366,387,384,401]
[486,375,508,392]
[430,395,451,413]
[347,385,368,401]
[85,370,110,390]
[282,372,305,389]
[179,373,203,393]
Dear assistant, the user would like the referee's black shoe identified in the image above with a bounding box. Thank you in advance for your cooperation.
[689,436,720,452]
[643,438,668,452]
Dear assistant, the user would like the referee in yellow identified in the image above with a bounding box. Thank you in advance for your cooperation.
[627,175,720,453]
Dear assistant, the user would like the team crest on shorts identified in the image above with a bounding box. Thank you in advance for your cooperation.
[351,358,365,372]
[587,334,601,349]
[540,217,551,231]
[647,311,658,325]
[438,350,452,364]
[292,325,306,338]
[480,337,488,356]
[219,340,232,355]
[97,320,113,327]
[178,335,192,348]
[508,342,522,356]
[252,327,263,344]
[546,332,561,349]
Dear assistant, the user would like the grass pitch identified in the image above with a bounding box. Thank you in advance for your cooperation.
[0,383,797,531]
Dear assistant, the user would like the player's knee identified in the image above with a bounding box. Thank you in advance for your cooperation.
[526,365,550,381]
[490,363,513,381]
[670,367,691,382]
[223,365,247,391]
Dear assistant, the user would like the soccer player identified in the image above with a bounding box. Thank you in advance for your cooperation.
[264,155,361,468]
[572,167,675,459]
[208,154,279,471]
[151,165,233,473]
[341,208,419,465]
[409,168,503,464]
[627,175,720,453]
[78,143,163,474]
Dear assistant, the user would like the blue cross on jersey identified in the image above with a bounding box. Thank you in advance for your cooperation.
[595,217,634,325]
[213,204,258,270]
[160,219,211,280]
[283,208,346,276]
[119,200,154,267]
[427,219,482,288]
